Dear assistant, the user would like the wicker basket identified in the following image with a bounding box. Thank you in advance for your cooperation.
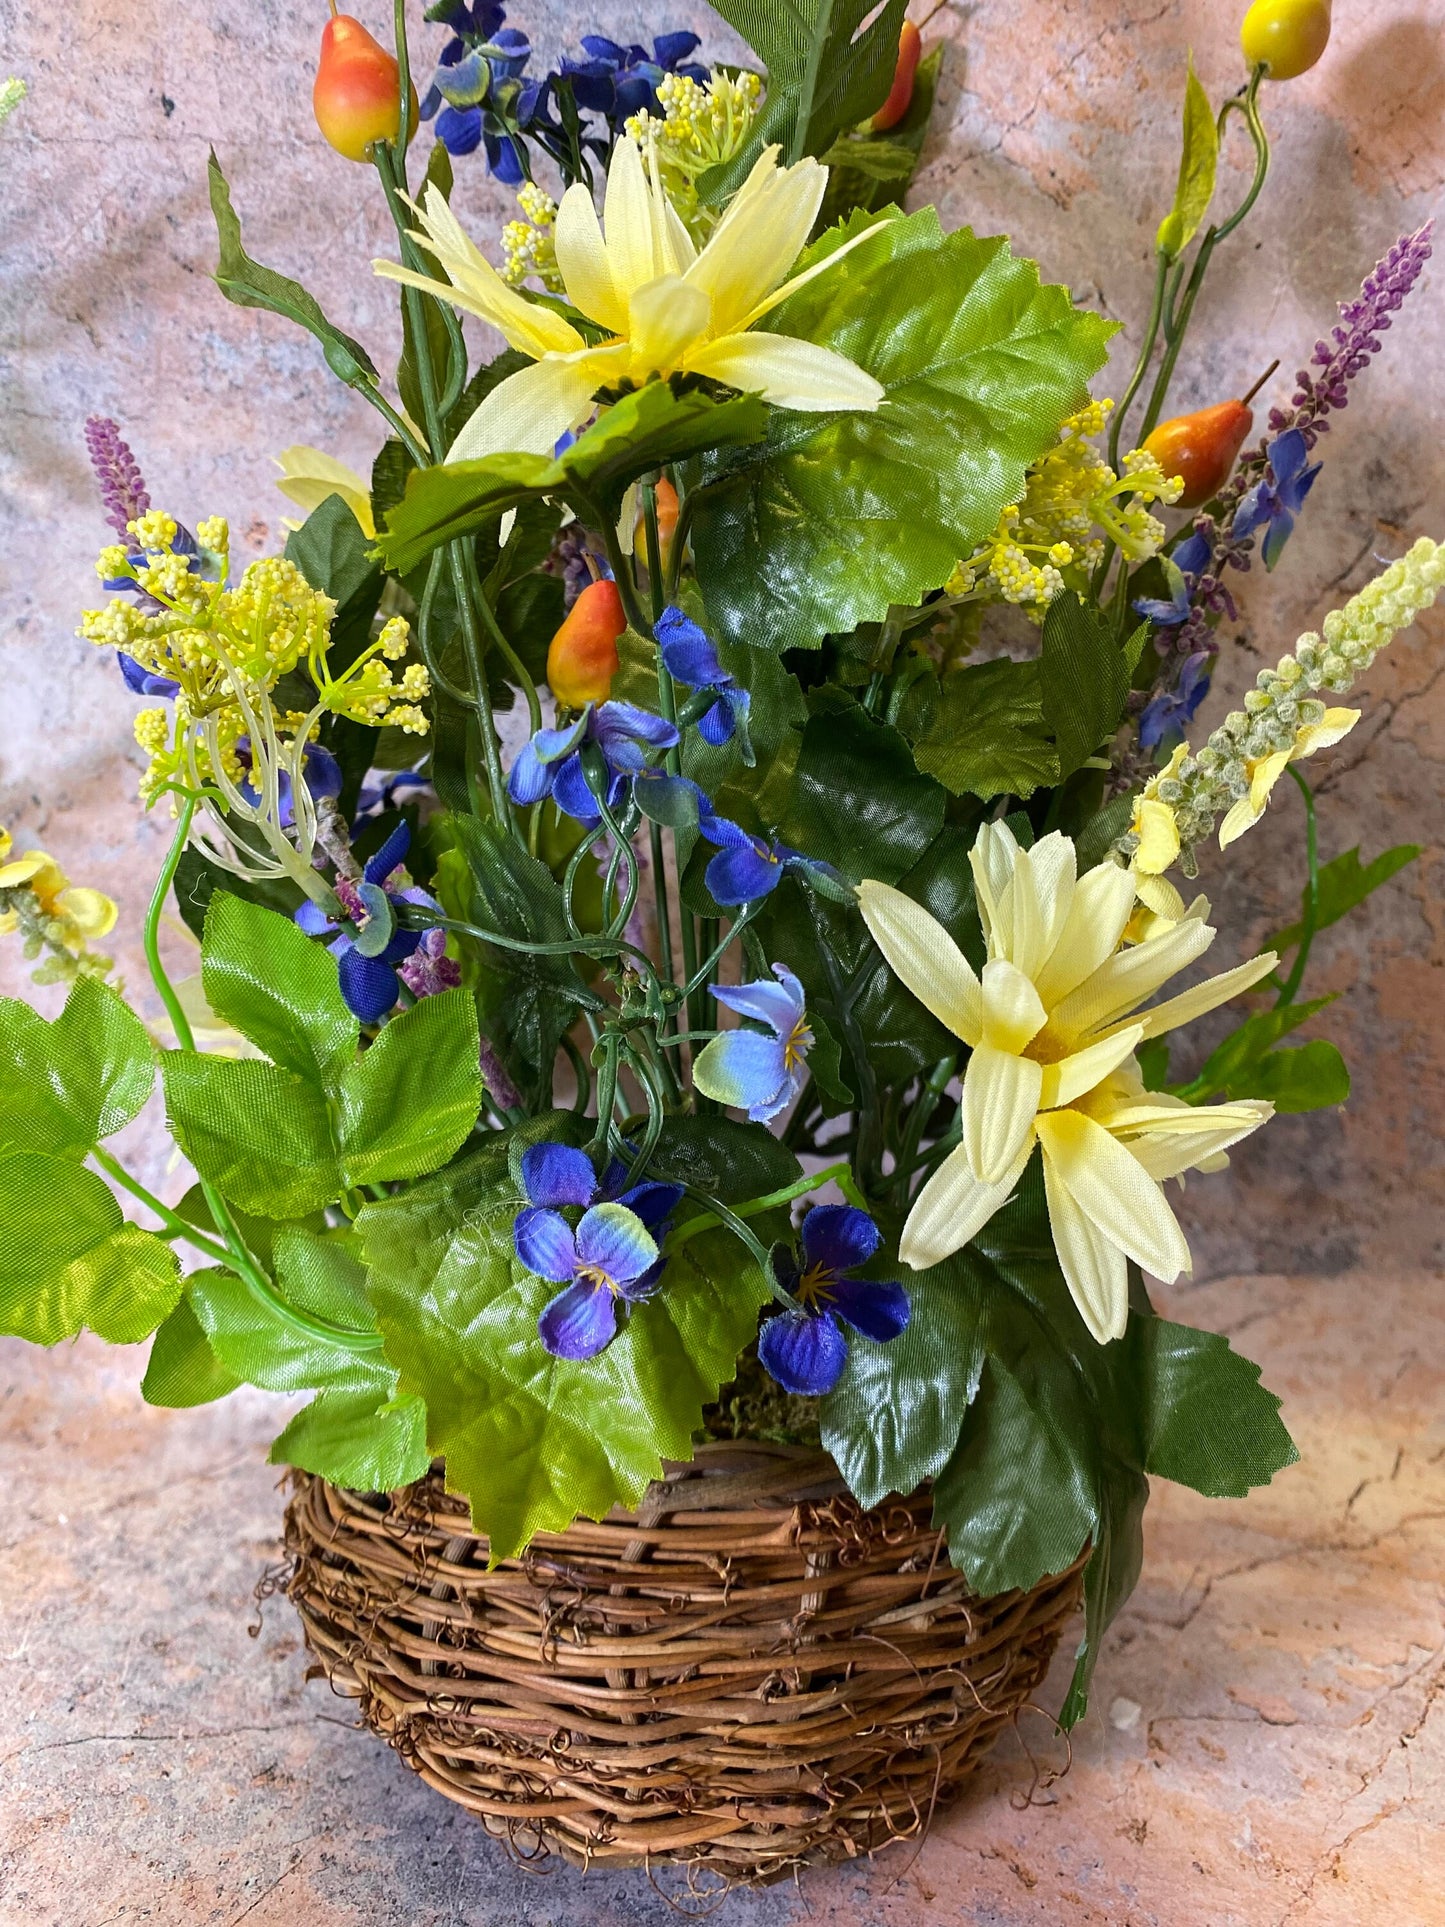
[283,1442,1085,1882]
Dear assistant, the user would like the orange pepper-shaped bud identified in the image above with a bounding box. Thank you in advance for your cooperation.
[634,478,680,577]
[547,578,625,709]
[870,20,923,132]
[313,3,416,162]
[1143,399,1255,509]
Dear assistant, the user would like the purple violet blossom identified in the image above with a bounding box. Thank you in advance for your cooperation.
[757,1207,910,1398]
[294,820,436,1023]
[1229,428,1322,570]
[560,33,707,126]
[399,926,462,999]
[512,1141,683,1360]
[508,701,679,824]
[691,965,813,1123]
[1139,652,1211,751]
[697,812,845,907]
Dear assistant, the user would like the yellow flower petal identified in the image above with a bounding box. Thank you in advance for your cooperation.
[856,881,983,1047]
[980,957,1047,1053]
[1121,950,1278,1042]
[1296,707,1360,757]
[1033,861,1137,1007]
[627,275,711,380]
[1037,1108,1192,1285]
[1050,909,1215,1039]
[445,346,628,464]
[57,886,117,939]
[683,330,883,410]
[899,1133,1035,1271]
[1130,797,1181,875]
[1106,1097,1272,1182]
[1039,1023,1144,1111]
[1041,1149,1130,1343]
[553,180,627,333]
[274,446,375,539]
[0,849,49,890]
[961,1043,1043,1185]
[683,145,824,336]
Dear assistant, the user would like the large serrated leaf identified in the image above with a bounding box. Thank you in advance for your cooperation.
[0,978,154,1159]
[202,894,358,1083]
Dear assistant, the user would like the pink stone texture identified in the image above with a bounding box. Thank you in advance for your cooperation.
[0,1,1442,1918]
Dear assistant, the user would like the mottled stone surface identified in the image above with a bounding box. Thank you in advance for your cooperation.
[1,1,1443,1919]
[4,1262,1442,1925]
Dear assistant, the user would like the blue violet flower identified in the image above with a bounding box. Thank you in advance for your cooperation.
[508,701,679,824]
[294,820,438,1023]
[513,1141,683,1359]
[655,605,752,754]
[1230,428,1322,570]
[1139,652,1212,751]
[1133,528,1212,628]
[560,33,707,125]
[757,1207,910,1398]
[692,965,812,1123]
[697,813,845,907]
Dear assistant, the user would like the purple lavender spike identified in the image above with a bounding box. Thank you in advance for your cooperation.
[84,416,151,537]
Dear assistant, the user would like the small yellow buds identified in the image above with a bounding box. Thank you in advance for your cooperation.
[129,509,178,552]
[0,823,118,984]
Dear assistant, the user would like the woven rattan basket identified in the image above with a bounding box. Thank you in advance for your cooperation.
[283,1442,1085,1881]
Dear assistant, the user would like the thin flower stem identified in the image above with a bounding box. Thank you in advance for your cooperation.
[1107,249,1170,475]
[683,904,758,998]
[1275,765,1319,1008]
[89,1147,234,1266]
[665,1161,867,1255]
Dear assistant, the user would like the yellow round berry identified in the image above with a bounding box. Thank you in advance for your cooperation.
[1241,0,1331,80]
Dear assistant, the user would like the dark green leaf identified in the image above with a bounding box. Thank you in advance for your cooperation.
[0,1153,181,1344]
[1268,843,1421,953]
[172,843,305,941]
[777,692,945,884]
[817,47,943,229]
[283,492,382,639]
[142,1294,244,1408]
[208,151,378,386]
[1129,1318,1297,1498]
[692,208,1115,653]
[910,658,1059,800]
[202,893,357,1083]
[0,978,154,1158]
[698,0,908,197]
[1039,591,1131,780]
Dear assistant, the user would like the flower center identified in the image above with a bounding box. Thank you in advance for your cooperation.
[575,1263,620,1297]
[784,1018,814,1070]
[795,1263,836,1312]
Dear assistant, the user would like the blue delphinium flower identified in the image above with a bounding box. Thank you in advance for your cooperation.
[508,702,679,824]
[1139,651,1212,752]
[420,4,537,176]
[560,32,707,126]
[513,1141,683,1359]
[655,605,752,753]
[1133,529,1212,628]
[1230,428,1322,570]
[757,1207,910,1397]
[696,813,845,907]
[295,820,436,1023]
[691,965,812,1123]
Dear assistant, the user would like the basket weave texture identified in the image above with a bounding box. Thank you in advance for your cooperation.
[283,1442,1085,1881]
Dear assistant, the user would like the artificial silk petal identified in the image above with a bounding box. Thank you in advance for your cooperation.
[628,276,712,379]
[446,347,624,464]
[691,1029,789,1119]
[613,1176,685,1230]
[574,1202,659,1291]
[337,946,400,1023]
[706,840,785,905]
[58,887,118,939]
[827,1275,910,1344]
[683,147,824,335]
[507,739,552,806]
[1051,913,1215,1038]
[684,331,884,411]
[961,1043,1044,1185]
[364,819,411,886]
[514,1205,579,1283]
[1122,952,1279,1042]
[856,881,983,1048]
[979,958,1047,1054]
[899,1134,1035,1270]
[538,1278,619,1360]
[1036,1109,1192,1284]
[758,1305,848,1397]
[969,820,1020,953]
[521,1141,598,1209]
[800,1204,881,1277]
[553,180,627,333]
[1032,861,1139,1010]
[1039,1025,1144,1111]
[710,967,804,1035]
[1041,1151,1131,1344]
[274,446,376,538]
[1118,1100,1272,1182]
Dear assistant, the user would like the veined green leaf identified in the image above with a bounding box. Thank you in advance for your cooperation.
[208,151,378,387]
[187,1264,390,1397]
[698,0,909,196]
[202,894,358,1083]
[691,208,1115,654]
[376,384,768,575]
[911,658,1059,800]
[777,691,946,884]
[1268,843,1421,953]
[1186,995,1334,1100]
[0,977,154,1159]
[1129,1318,1297,1497]
[1250,1038,1351,1113]
[143,1294,245,1408]
[336,988,483,1186]
[0,1153,181,1345]
[268,1387,431,1490]
[1156,59,1218,260]
[1040,592,1132,780]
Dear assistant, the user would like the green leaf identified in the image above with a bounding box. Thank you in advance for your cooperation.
[365,1150,773,1559]
[777,691,945,884]
[283,492,382,638]
[268,1388,431,1490]
[1251,1038,1351,1113]
[0,1153,181,1344]
[202,893,357,1082]
[1156,58,1218,260]
[1268,843,1421,953]
[818,48,943,229]
[335,989,483,1187]
[910,658,1059,799]
[187,1263,390,1396]
[142,1294,244,1408]
[1039,592,1131,780]
[1130,1318,1297,1498]
[691,208,1115,653]
[1187,995,1333,1099]
[698,0,909,196]
[208,150,378,387]
[0,978,154,1158]
[377,383,768,576]
[172,843,305,941]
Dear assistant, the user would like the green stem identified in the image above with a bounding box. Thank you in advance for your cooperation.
[1274,765,1318,1009]
[640,477,666,628]
[1106,248,1170,475]
[666,1161,867,1255]
[683,904,757,998]
[589,1034,620,1153]
[891,1054,957,1203]
[90,1147,233,1266]
[649,820,676,986]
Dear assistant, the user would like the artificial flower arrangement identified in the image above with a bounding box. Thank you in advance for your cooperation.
[2,0,1440,1802]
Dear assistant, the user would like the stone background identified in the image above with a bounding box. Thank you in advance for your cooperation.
[1,1,1443,1921]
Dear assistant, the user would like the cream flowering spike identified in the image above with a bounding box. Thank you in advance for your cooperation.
[373,138,885,465]
[858,823,1277,1344]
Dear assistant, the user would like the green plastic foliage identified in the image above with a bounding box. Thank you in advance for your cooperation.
[268,1388,430,1490]
[691,208,1115,653]
[1157,58,1219,261]
[163,893,481,1217]
[818,48,943,230]
[1039,593,1134,782]
[910,659,1058,800]
[362,1117,795,1559]
[698,0,909,195]
[0,977,154,1158]
[1184,995,1349,1112]
[1249,1038,1351,1112]
[1268,843,1420,953]
[777,691,945,886]
[143,1295,244,1408]
[0,1153,181,1345]
[822,1168,1296,1725]
[377,384,769,575]
[208,151,378,388]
